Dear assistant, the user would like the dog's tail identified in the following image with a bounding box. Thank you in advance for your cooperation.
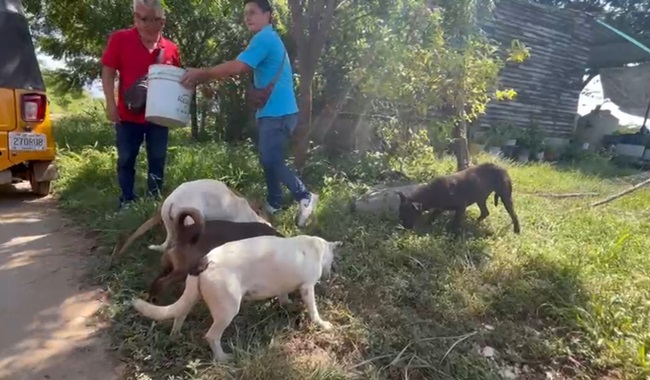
[111,210,162,259]
[175,206,205,244]
[132,275,201,321]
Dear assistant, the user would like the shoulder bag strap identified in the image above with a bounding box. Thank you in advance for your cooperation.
[156,47,165,64]
[266,50,287,90]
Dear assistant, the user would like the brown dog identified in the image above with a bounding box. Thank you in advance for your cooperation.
[147,206,284,303]
[396,162,520,234]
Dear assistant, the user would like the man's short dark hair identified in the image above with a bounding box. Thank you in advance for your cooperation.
[246,0,272,13]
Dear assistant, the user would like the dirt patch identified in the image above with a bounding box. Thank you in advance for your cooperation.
[0,184,121,380]
[283,336,336,368]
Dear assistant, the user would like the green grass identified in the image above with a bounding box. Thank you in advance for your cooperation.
[43,68,107,118]
[48,94,105,117]
[52,112,650,380]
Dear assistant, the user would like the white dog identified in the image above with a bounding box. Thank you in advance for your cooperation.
[111,179,271,259]
[131,235,342,362]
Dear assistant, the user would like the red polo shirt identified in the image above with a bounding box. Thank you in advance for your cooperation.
[100,27,181,124]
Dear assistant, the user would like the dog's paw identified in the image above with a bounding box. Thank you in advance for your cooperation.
[131,297,147,313]
[318,321,334,330]
[214,353,233,363]
[277,293,290,305]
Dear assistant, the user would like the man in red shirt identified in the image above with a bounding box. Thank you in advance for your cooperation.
[100,0,181,209]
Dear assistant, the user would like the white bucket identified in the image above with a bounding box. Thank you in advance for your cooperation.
[145,64,193,128]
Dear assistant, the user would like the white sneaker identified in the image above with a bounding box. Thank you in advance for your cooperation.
[296,193,318,227]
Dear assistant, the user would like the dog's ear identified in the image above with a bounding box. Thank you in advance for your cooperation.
[412,202,423,212]
[396,191,408,203]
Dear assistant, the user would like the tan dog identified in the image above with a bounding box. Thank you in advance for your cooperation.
[132,235,343,362]
[111,179,271,259]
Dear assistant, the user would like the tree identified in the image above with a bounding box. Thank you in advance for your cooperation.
[23,0,247,140]
[287,0,419,170]
[353,1,528,171]
[286,0,340,170]
[437,0,498,171]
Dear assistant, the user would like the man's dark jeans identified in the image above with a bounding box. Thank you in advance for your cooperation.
[257,113,310,209]
[115,121,169,206]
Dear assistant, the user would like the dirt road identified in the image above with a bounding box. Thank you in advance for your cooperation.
[0,184,120,380]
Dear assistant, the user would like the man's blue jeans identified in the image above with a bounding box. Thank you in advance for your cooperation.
[257,113,310,209]
[115,121,169,205]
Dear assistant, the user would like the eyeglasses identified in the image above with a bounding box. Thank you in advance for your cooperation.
[134,13,164,24]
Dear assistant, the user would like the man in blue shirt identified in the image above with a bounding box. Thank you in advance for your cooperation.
[180,0,317,227]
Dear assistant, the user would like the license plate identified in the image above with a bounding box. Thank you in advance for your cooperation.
[9,132,47,151]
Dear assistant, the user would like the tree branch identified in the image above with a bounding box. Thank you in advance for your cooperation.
[305,0,328,78]
[339,11,373,29]
[288,0,309,71]
[307,0,321,39]
[189,28,211,67]
[527,192,599,198]
[306,0,337,78]
[590,177,650,207]
[335,0,352,11]
[288,0,307,48]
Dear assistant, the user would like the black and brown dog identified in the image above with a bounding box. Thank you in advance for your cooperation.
[147,206,284,303]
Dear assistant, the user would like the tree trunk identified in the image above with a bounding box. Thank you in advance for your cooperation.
[199,97,207,135]
[312,96,344,144]
[453,124,470,172]
[288,0,338,171]
[190,92,198,141]
[293,77,313,171]
[453,94,470,171]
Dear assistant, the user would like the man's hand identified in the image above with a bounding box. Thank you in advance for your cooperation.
[106,102,119,123]
[101,65,119,122]
[180,68,209,89]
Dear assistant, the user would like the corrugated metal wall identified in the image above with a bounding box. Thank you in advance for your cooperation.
[478,0,594,138]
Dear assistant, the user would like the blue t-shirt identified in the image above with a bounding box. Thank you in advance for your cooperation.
[236,25,298,118]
